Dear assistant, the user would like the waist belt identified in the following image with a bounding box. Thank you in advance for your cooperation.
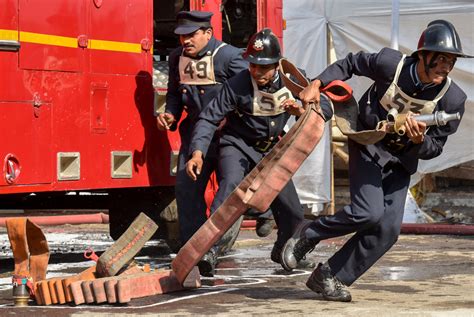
[382,135,406,152]
[253,139,277,153]
[171,58,331,284]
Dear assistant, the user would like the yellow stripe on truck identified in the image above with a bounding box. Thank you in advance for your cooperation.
[0,28,144,54]
[21,31,78,48]
[0,29,19,41]
[89,39,142,54]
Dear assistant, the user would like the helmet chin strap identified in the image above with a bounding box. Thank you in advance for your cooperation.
[271,68,279,81]
[421,51,430,78]
[421,51,439,79]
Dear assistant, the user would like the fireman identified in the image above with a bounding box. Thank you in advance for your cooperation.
[281,20,470,302]
[185,28,333,275]
[156,11,248,273]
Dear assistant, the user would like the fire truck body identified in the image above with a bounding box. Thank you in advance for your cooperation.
[0,0,283,240]
[0,0,167,194]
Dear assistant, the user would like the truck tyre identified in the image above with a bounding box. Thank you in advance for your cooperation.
[108,187,175,241]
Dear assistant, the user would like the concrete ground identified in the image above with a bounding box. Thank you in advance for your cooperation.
[0,224,473,317]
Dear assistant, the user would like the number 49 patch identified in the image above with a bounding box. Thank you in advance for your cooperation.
[179,54,218,85]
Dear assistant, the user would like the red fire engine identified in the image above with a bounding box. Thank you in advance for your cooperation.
[0,0,283,243]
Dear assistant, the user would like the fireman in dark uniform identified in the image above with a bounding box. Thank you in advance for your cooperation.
[186,28,334,275]
[281,20,470,302]
[156,11,248,257]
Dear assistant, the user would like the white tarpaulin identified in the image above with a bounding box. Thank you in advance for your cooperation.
[283,0,474,213]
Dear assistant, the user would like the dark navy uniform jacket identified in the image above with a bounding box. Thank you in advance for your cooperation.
[190,69,333,163]
[165,36,248,142]
[316,47,466,174]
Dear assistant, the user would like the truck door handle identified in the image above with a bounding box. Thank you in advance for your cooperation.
[0,40,20,52]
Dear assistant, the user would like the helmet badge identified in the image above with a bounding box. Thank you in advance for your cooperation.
[253,39,264,51]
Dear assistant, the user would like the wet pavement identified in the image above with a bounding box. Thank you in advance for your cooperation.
[0,224,473,316]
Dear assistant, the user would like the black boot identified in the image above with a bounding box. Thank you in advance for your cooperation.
[270,243,283,264]
[306,263,352,302]
[256,218,276,237]
[198,247,217,277]
[281,222,318,271]
[271,242,316,269]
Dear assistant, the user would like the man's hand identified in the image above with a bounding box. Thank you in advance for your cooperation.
[281,99,304,116]
[405,112,427,144]
[156,113,176,131]
[186,150,204,181]
[299,79,322,107]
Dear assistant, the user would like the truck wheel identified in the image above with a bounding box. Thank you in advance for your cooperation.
[108,186,175,241]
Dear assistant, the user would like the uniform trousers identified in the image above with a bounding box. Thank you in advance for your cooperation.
[305,140,410,286]
[211,143,304,246]
[176,137,218,244]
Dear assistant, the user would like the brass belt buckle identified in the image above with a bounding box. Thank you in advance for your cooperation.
[255,140,273,152]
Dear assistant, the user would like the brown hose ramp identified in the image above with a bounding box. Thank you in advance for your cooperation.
[53,279,66,304]
[68,262,141,305]
[116,267,201,303]
[90,264,145,304]
[96,212,158,277]
[32,213,157,305]
[62,265,97,303]
[171,58,329,284]
[65,265,196,305]
[34,265,97,305]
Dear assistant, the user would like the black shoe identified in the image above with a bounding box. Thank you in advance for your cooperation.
[256,218,275,237]
[271,243,283,264]
[306,263,352,302]
[198,248,217,277]
[271,242,316,269]
[281,221,318,271]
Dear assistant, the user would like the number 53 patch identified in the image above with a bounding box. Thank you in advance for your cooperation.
[251,78,294,116]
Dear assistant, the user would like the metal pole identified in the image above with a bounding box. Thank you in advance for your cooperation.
[391,0,400,50]
[327,22,336,216]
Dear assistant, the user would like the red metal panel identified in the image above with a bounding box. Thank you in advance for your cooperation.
[18,0,85,71]
[90,83,109,133]
[0,0,18,31]
[89,0,150,75]
[44,71,174,191]
[0,102,52,187]
[0,0,174,194]
[257,0,283,47]
[0,1,21,101]
[191,0,222,40]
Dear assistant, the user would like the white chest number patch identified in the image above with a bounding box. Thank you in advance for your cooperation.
[179,44,225,85]
[259,92,291,112]
[252,85,293,116]
[379,55,451,115]
[183,60,209,80]
[391,92,427,114]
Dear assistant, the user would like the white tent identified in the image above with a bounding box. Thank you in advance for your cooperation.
[283,0,474,214]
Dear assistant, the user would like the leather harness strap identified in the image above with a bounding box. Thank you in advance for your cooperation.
[278,58,387,145]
